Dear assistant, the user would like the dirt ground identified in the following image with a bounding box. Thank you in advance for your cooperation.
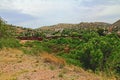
[0,48,103,80]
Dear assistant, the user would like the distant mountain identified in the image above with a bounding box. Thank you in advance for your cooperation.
[77,22,110,28]
[2,16,120,37]
[39,23,76,30]
[38,22,110,31]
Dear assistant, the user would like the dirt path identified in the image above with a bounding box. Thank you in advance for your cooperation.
[0,48,102,80]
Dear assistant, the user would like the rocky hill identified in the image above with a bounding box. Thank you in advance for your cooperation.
[111,19,120,32]
[112,19,120,27]
[1,17,120,37]
[38,22,110,31]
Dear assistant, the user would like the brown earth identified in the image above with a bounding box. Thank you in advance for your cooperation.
[0,48,115,80]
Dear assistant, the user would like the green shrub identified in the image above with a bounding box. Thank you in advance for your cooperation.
[22,41,45,55]
[0,38,21,48]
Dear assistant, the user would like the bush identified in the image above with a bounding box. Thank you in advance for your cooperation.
[0,38,21,48]
[22,41,45,55]
[60,54,81,66]
[22,40,53,55]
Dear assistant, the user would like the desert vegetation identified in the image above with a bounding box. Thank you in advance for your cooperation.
[0,17,120,80]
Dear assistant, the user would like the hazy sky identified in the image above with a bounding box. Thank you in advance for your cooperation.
[0,0,120,28]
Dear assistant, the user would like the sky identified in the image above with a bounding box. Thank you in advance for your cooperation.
[0,0,120,28]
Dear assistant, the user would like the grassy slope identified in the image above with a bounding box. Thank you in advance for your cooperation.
[0,48,112,80]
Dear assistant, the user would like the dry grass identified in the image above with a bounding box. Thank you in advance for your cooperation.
[0,48,117,80]
[41,52,66,66]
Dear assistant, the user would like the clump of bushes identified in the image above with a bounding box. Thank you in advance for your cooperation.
[79,32,120,74]
[0,18,20,49]
[0,38,21,49]
[46,31,120,77]
[22,41,51,55]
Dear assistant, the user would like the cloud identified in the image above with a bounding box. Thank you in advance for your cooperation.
[0,0,120,28]
[97,5,120,17]
[0,0,78,16]
[0,9,36,21]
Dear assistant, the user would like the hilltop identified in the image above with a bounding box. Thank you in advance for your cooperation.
[38,22,110,31]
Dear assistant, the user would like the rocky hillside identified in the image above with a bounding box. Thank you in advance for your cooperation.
[38,22,110,31]
[111,19,120,31]
[1,17,120,37]
[112,19,120,27]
